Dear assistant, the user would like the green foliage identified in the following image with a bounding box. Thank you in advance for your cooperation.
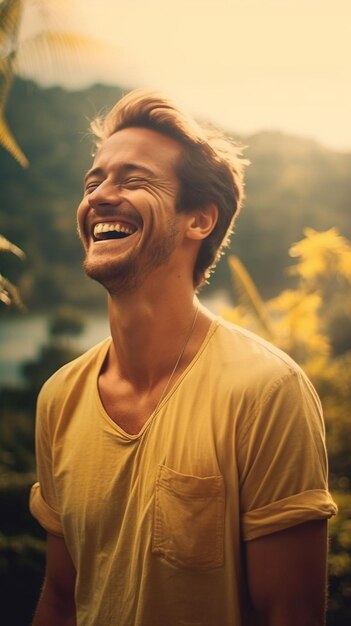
[0,232,26,308]
[49,305,85,338]
[0,472,46,623]
[0,307,85,474]
[0,531,46,626]
[0,78,123,312]
[0,2,115,313]
[20,306,85,395]
[228,255,274,338]
[0,0,28,167]
[0,394,35,472]
[0,308,85,623]
[237,133,351,298]
[0,0,113,167]
[328,493,351,625]
[0,472,39,535]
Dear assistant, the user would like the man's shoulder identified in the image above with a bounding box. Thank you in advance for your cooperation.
[213,317,303,381]
[39,337,111,401]
[207,318,319,414]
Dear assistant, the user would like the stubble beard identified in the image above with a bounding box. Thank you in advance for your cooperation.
[83,219,180,295]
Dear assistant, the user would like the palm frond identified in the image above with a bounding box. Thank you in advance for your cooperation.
[228,255,273,337]
[0,57,13,83]
[0,56,15,111]
[0,0,22,45]
[0,234,26,259]
[14,31,114,78]
[0,9,115,168]
[0,113,28,166]
[0,272,25,309]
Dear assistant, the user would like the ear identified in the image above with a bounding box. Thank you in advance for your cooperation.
[185,203,219,241]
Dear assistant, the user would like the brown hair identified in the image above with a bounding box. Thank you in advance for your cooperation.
[91,89,248,287]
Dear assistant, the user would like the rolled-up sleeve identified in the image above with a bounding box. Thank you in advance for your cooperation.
[29,383,64,536]
[238,369,338,541]
[30,482,63,536]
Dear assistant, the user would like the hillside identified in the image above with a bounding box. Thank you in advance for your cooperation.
[1,79,350,312]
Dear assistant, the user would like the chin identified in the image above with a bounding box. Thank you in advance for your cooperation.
[83,257,140,294]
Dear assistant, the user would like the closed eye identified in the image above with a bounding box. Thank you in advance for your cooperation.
[85,181,102,194]
[123,177,147,188]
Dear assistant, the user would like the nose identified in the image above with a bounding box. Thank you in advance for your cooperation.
[87,180,121,210]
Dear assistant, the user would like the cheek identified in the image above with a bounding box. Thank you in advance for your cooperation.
[76,200,88,240]
[143,202,170,236]
[145,191,176,223]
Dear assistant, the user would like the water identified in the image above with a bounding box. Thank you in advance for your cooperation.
[0,291,232,386]
[0,313,110,386]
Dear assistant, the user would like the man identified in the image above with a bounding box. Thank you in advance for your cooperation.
[30,90,337,626]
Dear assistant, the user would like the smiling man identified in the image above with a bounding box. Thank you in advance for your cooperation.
[30,90,337,626]
[81,127,186,296]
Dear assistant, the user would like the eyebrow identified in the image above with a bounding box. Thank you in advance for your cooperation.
[84,167,104,185]
[84,162,156,185]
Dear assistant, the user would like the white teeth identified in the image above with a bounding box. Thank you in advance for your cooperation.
[93,222,135,237]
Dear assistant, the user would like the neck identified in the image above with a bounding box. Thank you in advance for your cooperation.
[105,283,211,391]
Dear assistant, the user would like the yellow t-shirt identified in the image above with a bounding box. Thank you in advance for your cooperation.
[30,318,337,626]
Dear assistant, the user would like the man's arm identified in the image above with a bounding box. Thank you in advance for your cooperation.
[246,519,328,626]
[33,532,76,626]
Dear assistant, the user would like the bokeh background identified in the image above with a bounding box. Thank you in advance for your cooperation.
[1,1,350,624]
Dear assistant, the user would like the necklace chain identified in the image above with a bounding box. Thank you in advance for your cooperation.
[153,306,199,417]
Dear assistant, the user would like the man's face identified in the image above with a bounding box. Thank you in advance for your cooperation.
[77,126,185,294]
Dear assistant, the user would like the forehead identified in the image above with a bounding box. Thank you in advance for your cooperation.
[92,126,183,175]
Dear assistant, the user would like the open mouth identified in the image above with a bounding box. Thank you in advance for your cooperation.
[92,222,137,242]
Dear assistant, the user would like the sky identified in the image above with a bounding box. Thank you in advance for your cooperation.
[19,0,351,152]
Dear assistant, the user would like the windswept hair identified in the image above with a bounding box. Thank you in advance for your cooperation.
[91,89,249,287]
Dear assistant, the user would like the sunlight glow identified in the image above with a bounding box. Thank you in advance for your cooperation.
[19,0,351,152]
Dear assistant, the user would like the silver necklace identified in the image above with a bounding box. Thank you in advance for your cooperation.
[153,306,199,416]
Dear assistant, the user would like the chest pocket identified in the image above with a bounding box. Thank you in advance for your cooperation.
[152,464,225,570]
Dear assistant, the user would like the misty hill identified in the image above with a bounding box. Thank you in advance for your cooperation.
[0,78,350,312]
